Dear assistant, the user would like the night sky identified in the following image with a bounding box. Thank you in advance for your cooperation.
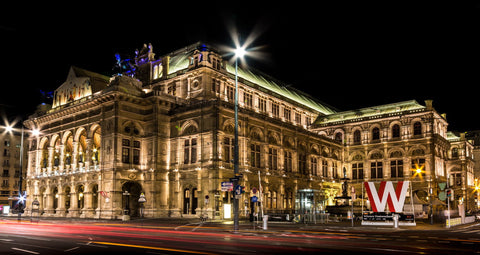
[1,2,480,131]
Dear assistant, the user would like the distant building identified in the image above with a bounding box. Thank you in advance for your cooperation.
[23,42,476,220]
[0,127,27,214]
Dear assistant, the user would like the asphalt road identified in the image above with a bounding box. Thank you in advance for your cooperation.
[0,218,479,254]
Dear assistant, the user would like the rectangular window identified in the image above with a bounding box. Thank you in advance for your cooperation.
[284,108,291,121]
[271,102,279,118]
[212,79,220,93]
[298,154,306,174]
[184,140,190,164]
[227,86,234,101]
[244,92,253,108]
[352,163,364,180]
[371,161,383,179]
[133,141,140,148]
[223,137,233,163]
[391,160,403,178]
[268,148,278,170]
[295,112,301,125]
[284,151,292,172]
[133,149,140,164]
[259,98,266,112]
[451,173,462,186]
[191,138,197,163]
[184,138,197,164]
[322,160,328,177]
[122,139,139,164]
[250,144,261,168]
[122,148,130,163]
[311,157,317,176]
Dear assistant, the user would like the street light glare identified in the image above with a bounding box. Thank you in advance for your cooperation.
[31,128,40,137]
[5,125,13,133]
[235,47,246,59]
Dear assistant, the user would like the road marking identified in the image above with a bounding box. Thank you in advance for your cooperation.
[93,241,217,255]
[11,247,40,254]
[0,238,13,242]
[82,242,108,248]
[64,246,80,252]
[463,229,480,234]
[367,247,409,253]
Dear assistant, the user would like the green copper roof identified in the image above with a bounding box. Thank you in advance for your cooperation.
[316,100,426,125]
[162,42,337,115]
[225,65,336,115]
[168,52,190,74]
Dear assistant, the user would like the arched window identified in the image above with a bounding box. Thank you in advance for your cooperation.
[413,122,422,136]
[353,130,361,145]
[392,124,400,138]
[334,132,343,143]
[372,127,380,141]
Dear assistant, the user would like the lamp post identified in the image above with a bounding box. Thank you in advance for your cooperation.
[233,46,246,232]
[3,124,29,222]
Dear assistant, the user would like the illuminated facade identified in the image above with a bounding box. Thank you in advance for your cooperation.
[312,100,475,216]
[23,43,475,219]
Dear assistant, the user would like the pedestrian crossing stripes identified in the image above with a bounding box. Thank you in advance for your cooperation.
[450,228,480,234]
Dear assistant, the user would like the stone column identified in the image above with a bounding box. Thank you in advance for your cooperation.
[158,173,169,216]
[82,191,93,218]
[58,145,65,173]
[68,191,79,217]
[47,147,54,174]
[85,139,92,170]
[56,191,66,217]
[44,187,54,216]
[72,142,78,171]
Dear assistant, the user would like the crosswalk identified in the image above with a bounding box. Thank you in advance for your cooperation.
[450,227,480,234]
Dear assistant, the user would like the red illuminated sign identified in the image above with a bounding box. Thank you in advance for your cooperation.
[364,181,410,213]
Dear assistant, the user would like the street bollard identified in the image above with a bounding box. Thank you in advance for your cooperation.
[263,215,268,230]
[393,214,399,228]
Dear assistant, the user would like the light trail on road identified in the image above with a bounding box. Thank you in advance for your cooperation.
[0,219,479,254]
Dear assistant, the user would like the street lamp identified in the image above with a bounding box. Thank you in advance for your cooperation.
[3,124,24,222]
[232,45,248,232]
[2,122,40,222]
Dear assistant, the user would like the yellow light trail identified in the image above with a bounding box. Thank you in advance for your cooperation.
[92,241,218,255]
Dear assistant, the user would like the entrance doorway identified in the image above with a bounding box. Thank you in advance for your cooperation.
[183,188,198,215]
[122,181,142,217]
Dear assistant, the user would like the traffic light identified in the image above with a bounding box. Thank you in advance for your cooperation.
[446,189,454,201]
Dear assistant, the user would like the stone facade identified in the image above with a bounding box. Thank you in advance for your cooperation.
[23,42,475,220]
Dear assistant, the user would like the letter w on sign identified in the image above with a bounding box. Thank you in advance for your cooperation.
[364,181,409,213]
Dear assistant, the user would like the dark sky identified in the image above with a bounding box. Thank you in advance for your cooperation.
[1,2,480,131]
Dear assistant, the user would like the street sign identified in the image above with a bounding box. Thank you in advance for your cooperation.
[235,185,242,195]
[221,182,233,191]
[251,196,258,202]
[252,187,257,194]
